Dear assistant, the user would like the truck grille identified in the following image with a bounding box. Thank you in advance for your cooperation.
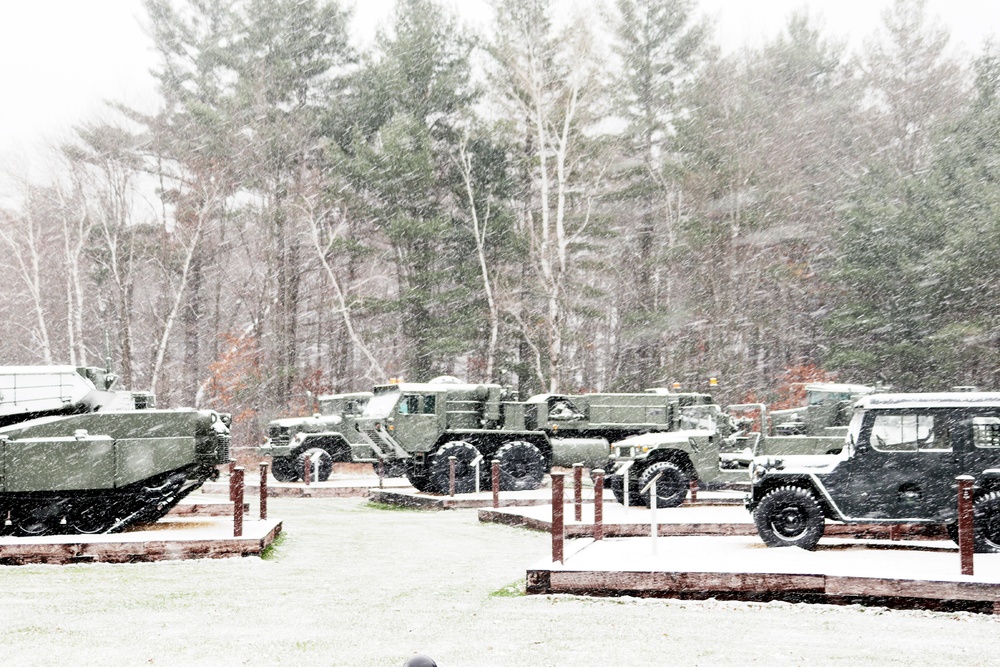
[268,425,290,447]
[218,432,232,463]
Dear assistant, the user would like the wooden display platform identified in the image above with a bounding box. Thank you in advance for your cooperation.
[526,535,1000,613]
[371,487,745,511]
[169,494,248,516]
[202,474,412,499]
[480,502,947,540]
[0,517,282,566]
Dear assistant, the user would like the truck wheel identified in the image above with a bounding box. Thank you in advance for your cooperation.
[753,486,825,550]
[638,461,688,508]
[405,463,434,492]
[428,441,481,494]
[496,441,546,491]
[270,456,299,483]
[973,491,1000,553]
[295,448,333,482]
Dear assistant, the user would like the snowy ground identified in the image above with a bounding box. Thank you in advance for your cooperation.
[1,497,999,666]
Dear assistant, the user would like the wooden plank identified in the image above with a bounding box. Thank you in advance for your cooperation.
[826,576,1000,602]
[546,570,825,595]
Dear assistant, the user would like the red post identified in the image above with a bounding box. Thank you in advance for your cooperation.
[229,460,236,501]
[889,524,901,541]
[573,463,583,522]
[233,466,245,537]
[449,456,457,497]
[958,475,975,576]
[492,459,500,508]
[688,479,698,504]
[551,472,565,564]
[593,468,604,541]
[303,455,311,486]
[259,462,269,520]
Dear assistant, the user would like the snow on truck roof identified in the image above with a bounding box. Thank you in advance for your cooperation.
[804,383,875,394]
[856,392,1000,409]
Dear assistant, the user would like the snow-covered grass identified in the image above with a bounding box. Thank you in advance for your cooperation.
[1,497,998,666]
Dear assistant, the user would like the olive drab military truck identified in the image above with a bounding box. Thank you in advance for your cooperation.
[748,391,1000,552]
[604,383,879,509]
[0,365,231,537]
[353,378,717,495]
[260,391,389,482]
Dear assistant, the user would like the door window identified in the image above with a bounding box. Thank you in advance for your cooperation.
[973,417,1000,448]
[869,414,949,452]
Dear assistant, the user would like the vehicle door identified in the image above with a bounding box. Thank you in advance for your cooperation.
[963,411,1000,480]
[841,409,958,521]
[394,393,442,452]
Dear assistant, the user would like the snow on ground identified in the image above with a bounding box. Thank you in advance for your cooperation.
[1,497,999,666]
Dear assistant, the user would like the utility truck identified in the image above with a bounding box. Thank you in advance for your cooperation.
[353,377,718,494]
[261,391,383,482]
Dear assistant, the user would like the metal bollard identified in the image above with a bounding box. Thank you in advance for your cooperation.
[259,461,269,521]
[958,475,974,576]
[233,466,245,537]
[492,459,500,508]
[229,460,236,501]
[303,455,311,486]
[593,468,604,541]
[449,456,457,497]
[551,472,565,564]
[688,479,698,504]
[573,463,583,522]
[378,457,385,489]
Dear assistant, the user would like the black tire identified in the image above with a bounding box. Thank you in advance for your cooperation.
[428,441,481,495]
[270,456,299,483]
[405,462,434,493]
[753,486,825,550]
[607,472,642,506]
[495,440,546,491]
[973,491,1000,553]
[637,461,689,508]
[295,447,334,482]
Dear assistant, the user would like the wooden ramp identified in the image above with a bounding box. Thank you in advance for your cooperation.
[526,535,1000,614]
[0,517,282,566]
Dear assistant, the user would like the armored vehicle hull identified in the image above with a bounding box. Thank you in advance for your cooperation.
[0,366,231,537]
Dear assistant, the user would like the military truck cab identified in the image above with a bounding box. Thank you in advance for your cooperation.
[748,392,1000,551]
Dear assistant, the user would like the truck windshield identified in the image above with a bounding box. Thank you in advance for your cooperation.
[679,405,718,431]
[362,391,400,418]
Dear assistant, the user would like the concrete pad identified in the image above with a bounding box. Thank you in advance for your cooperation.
[526,535,1000,613]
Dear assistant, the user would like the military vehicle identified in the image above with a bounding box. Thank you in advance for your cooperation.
[260,391,386,482]
[604,383,879,508]
[353,378,712,494]
[747,391,1000,552]
[0,365,231,537]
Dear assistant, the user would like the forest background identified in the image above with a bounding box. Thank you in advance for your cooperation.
[0,0,995,448]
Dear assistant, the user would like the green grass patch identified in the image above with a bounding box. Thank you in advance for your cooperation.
[366,501,423,512]
[490,579,525,598]
[260,531,287,560]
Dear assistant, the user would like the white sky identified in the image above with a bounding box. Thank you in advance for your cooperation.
[1,0,998,182]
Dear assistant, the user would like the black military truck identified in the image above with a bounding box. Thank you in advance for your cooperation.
[261,391,380,482]
[747,392,1000,552]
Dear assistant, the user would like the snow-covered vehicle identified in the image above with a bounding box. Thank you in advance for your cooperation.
[747,391,1000,551]
[260,391,385,482]
[604,383,880,508]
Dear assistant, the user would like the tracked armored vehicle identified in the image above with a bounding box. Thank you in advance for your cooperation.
[261,391,380,482]
[0,365,231,537]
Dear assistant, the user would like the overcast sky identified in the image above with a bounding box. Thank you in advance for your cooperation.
[1,0,998,182]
